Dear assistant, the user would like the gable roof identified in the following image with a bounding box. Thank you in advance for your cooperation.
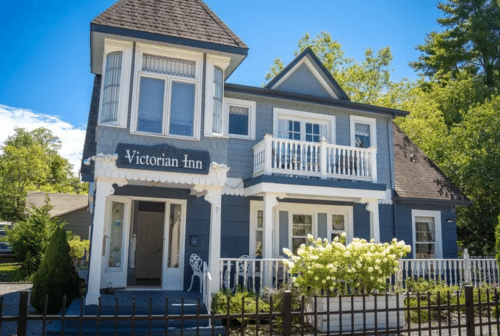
[265,48,350,101]
[25,192,89,218]
[393,123,470,205]
[91,0,248,52]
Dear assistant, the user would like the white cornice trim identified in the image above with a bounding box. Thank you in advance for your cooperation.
[85,153,229,187]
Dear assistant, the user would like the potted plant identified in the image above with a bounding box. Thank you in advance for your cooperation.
[283,234,411,332]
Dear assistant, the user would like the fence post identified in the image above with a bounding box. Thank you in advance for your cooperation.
[281,290,292,336]
[17,290,29,336]
[464,285,475,336]
[464,248,471,285]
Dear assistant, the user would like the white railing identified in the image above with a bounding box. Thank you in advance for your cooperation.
[396,249,499,288]
[202,261,212,313]
[253,134,377,182]
[219,258,291,292]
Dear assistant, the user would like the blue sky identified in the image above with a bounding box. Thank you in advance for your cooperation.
[0,0,442,170]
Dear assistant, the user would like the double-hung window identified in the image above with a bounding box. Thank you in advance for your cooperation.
[99,39,132,127]
[350,115,376,148]
[223,98,256,139]
[412,210,442,259]
[132,46,202,139]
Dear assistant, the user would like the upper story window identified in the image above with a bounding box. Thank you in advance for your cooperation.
[273,108,335,144]
[350,115,376,148]
[212,67,223,134]
[98,39,133,128]
[131,44,202,139]
[224,98,256,139]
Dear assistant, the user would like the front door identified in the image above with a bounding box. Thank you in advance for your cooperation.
[135,210,164,285]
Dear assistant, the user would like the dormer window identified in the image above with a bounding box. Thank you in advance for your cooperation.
[131,44,202,139]
[98,39,132,128]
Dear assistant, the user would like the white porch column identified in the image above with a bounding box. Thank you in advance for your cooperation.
[366,200,380,243]
[85,179,115,305]
[262,193,280,260]
[204,187,223,295]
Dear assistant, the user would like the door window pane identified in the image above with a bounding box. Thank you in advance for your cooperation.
[229,105,249,136]
[109,202,125,268]
[355,123,371,148]
[415,216,436,258]
[305,123,320,142]
[169,82,195,136]
[331,214,345,241]
[255,210,263,257]
[168,204,182,268]
[137,77,165,133]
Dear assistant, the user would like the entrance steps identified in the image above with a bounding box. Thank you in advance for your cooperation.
[46,290,225,335]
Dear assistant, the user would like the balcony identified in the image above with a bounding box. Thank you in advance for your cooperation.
[253,134,377,183]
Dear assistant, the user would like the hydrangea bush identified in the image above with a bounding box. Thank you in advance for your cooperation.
[283,234,411,295]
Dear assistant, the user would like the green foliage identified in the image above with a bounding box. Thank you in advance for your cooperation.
[496,214,500,267]
[283,234,411,294]
[0,127,87,221]
[68,236,89,268]
[5,197,62,266]
[410,0,500,89]
[30,227,80,314]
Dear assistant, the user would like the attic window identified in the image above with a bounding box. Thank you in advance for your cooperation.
[142,54,196,78]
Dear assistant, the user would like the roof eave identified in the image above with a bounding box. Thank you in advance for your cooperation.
[393,197,472,206]
[225,83,409,117]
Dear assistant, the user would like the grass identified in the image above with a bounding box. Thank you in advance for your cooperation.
[0,261,22,282]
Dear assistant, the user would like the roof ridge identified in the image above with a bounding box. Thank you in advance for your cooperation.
[193,0,246,48]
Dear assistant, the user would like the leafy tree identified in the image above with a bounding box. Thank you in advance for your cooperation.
[0,127,87,221]
[30,227,80,314]
[410,0,500,89]
[495,214,500,266]
[265,32,409,106]
[5,197,63,265]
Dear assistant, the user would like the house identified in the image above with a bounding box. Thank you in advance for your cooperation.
[80,0,469,305]
[25,191,92,239]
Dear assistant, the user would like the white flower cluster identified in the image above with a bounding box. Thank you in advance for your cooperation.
[283,234,411,294]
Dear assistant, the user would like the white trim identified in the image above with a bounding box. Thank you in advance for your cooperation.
[350,115,377,148]
[269,57,339,99]
[204,55,231,138]
[411,209,442,259]
[273,107,336,144]
[224,98,256,140]
[249,201,353,258]
[244,182,386,201]
[98,39,133,128]
[130,43,203,140]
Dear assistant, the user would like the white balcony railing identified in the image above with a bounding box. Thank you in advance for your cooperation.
[253,134,377,182]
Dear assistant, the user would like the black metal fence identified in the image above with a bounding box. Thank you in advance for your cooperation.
[3,286,500,336]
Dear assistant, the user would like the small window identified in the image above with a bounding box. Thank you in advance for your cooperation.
[228,105,249,136]
[101,51,123,123]
[415,216,436,258]
[108,202,125,268]
[331,214,345,241]
[355,123,371,148]
[291,214,312,252]
[255,210,263,258]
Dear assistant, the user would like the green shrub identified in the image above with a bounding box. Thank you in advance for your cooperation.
[496,213,500,268]
[9,251,39,282]
[30,227,80,314]
[68,236,89,267]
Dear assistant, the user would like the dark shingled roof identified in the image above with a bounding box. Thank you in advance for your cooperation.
[25,192,88,217]
[80,75,101,182]
[393,122,469,204]
[92,0,248,50]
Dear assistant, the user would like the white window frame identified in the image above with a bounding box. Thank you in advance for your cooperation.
[130,43,203,140]
[273,108,336,144]
[98,39,133,128]
[224,98,256,140]
[204,55,231,138]
[350,115,377,148]
[249,201,352,258]
[411,209,442,259]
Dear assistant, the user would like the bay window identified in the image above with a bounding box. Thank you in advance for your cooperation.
[132,45,202,139]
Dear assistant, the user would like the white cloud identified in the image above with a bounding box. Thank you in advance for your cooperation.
[0,104,86,176]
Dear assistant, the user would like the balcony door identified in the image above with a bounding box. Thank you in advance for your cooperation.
[277,118,327,143]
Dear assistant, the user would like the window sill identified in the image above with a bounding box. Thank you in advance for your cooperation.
[98,123,127,129]
[228,134,255,141]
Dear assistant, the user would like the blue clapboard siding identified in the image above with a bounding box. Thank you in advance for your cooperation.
[220,196,250,259]
[353,204,371,240]
[274,63,332,98]
[393,202,457,259]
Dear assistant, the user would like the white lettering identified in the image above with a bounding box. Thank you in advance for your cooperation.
[172,158,178,167]
[150,156,157,166]
[195,160,203,169]
[125,150,136,164]
[139,156,145,165]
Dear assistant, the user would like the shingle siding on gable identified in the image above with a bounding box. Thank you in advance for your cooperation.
[275,63,331,98]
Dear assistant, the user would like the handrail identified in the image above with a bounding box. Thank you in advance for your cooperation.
[202,261,211,314]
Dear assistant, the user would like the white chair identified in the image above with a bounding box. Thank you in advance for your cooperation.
[188,254,203,293]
